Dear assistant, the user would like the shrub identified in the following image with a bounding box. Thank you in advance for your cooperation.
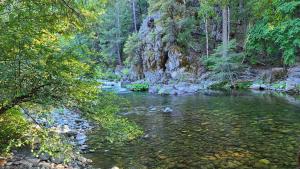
[126,83,149,91]
[0,109,73,162]
[202,40,246,85]
[0,109,29,154]
[272,82,287,90]
[235,81,253,89]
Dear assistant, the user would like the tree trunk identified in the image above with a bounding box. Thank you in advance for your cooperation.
[205,17,209,58]
[132,0,137,32]
[222,5,228,57]
[115,1,122,65]
[227,6,230,42]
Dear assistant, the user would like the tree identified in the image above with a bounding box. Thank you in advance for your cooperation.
[132,0,138,32]
[0,0,143,155]
[221,2,229,57]
[199,0,215,57]
[246,0,300,65]
[96,0,133,67]
[148,0,198,50]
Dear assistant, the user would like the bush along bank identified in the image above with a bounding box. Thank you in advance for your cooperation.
[0,109,94,169]
[126,83,149,92]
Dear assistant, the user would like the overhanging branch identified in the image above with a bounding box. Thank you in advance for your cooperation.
[60,0,84,20]
[0,84,50,115]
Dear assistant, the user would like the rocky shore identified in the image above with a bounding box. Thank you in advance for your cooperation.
[0,109,94,169]
[128,65,300,95]
[1,151,92,169]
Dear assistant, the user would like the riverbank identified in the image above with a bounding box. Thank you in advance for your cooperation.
[1,151,92,169]
[0,109,94,169]
[126,65,300,95]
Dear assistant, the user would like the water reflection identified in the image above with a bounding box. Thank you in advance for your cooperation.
[86,90,300,169]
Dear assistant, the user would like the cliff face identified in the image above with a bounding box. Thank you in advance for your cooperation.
[129,12,201,84]
[126,12,300,95]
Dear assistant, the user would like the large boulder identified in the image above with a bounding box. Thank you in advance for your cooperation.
[259,68,287,83]
[129,11,201,84]
[158,85,175,95]
[286,65,300,91]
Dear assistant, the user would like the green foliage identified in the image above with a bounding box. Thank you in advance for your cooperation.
[121,68,130,76]
[246,0,300,65]
[102,71,122,81]
[123,33,142,66]
[0,0,143,157]
[79,92,143,143]
[0,109,29,154]
[209,81,230,90]
[95,0,148,66]
[0,109,73,162]
[202,40,245,84]
[272,82,286,90]
[93,114,143,143]
[235,81,253,89]
[296,84,300,93]
[148,0,198,50]
[126,83,149,91]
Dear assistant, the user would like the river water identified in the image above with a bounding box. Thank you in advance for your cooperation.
[86,90,300,169]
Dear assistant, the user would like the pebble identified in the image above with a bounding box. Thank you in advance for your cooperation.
[3,108,94,169]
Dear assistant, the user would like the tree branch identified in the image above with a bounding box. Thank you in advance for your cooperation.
[60,0,84,20]
[0,84,50,115]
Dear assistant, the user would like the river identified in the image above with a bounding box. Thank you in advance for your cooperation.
[86,90,300,169]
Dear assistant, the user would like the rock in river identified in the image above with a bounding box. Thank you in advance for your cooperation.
[163,107,173,113]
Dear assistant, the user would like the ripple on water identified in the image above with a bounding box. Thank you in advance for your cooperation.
[86,91,300,169]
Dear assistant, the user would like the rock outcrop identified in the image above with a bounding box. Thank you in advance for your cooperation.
[129,12,201,84]
[126,12,300,95]
[286,65,300,91]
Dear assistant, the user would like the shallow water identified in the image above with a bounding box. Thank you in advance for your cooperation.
[86,90,300,169]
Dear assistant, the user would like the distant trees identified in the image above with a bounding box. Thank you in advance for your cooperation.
[131,0,138,32]
[148,0,199,50]
[199,0,214,57]
[94,0,148,67]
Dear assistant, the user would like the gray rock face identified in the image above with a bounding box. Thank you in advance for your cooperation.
[129,12,200,84]
[165,50,181,72]
[158,85,174,95]
[149,85,160,94]
[286,65,300,91]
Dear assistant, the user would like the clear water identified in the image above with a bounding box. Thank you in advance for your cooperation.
[86,90,300,169]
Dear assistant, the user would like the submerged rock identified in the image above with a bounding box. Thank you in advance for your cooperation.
[163,107,173,113]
